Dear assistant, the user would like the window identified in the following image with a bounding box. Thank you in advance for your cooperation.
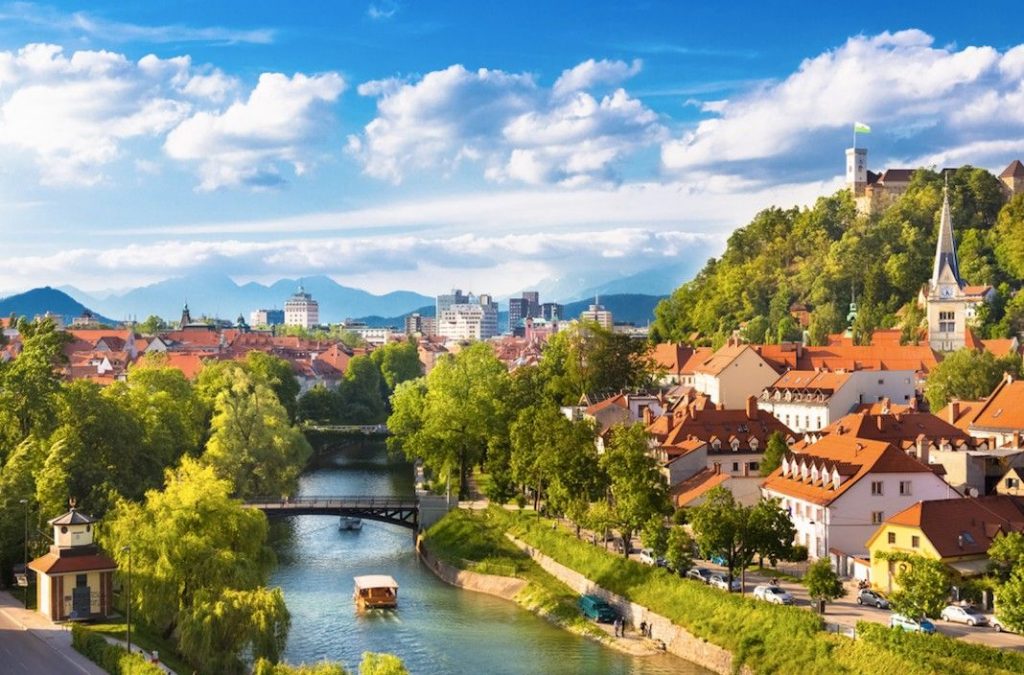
[887,532,896,544]
[816,417,822,429]
[1008,478,1020,489]
[938,311,955,333]
[76,573,88,588]
[732,462,739,472]
[796,503,803,517]
[871,481,883,496]
[878,378,885,385]
[911,536,920,548]
[749,461,760,471]
[871,511,884,525]
[899,481,912,496]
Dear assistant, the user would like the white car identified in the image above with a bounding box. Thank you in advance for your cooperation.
[709,573,742,592]
[940,605,988,627]
[753,584,794,605]
[638,549,656,566]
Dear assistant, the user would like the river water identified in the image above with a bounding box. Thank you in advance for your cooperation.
[268,443,708,674]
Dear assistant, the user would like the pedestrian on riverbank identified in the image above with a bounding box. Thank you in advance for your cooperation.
[640,621,647,638]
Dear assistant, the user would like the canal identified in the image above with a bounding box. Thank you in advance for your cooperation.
[268,442,709,674]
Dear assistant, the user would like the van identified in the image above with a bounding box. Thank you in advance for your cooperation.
[578,594,617,623]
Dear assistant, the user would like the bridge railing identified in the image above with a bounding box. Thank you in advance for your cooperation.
[246,495,418,509]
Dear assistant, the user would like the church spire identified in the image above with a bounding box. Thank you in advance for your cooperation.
[930,178,962,290]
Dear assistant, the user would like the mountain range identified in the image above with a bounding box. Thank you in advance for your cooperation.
[0,287,116,325]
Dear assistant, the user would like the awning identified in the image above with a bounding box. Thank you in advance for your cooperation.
[947,558,990,577]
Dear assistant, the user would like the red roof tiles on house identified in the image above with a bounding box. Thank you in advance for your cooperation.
[883,496,1024,557]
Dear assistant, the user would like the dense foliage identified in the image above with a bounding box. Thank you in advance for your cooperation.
[923,348,1022,410]
[71,624,165,675]
[652,168,1022,345]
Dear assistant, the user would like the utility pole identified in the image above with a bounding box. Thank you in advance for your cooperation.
[19,499,28,608]
[122,545,132,657]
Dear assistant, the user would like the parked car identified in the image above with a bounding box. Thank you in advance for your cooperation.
[940,605,989,627]
[710,554,728,566]
[890,614,936,634]
[709,573,742,592]
[686,567,712,584]
[856,589,890,609]
[992,617,1017,633]
[638,549,657,566]
[578,594,617,623]
[753,584,794,605]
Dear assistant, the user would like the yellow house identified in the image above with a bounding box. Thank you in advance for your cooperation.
[866,496,1024,593]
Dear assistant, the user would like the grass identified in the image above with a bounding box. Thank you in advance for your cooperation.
[482,507,1022,675]
[422,508,604,640]
[82,621,192,675]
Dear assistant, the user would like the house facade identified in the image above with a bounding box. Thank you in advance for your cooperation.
[692,341,779,410]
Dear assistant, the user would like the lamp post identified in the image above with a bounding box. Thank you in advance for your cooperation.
[19,499,28,608]
[121,545,131,657]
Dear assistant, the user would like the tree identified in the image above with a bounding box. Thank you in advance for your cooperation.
[335,355,388,424]
[203,367,312,499]
[741,316,770,344]
[102,459,277,645]
[246,352,301,422]
[297,385,340,424]
[888,554,951,619]
[749,497,796,566]
[924,349,1023,410]
[544,323,655,403]
[254,660,347,675]
[665,526,694,576]
[359,652,410,675]
[642,515,669,559]
[805,558,844,612]
[370,341,423,395]
[600,424,669,558]
[760,431,788,477]
[995,567,1024,634]
[137,315,168,334]
[993,193,1024,279]
[807,303,843,346]
[387,344,508,498]
[988,531,1024,583]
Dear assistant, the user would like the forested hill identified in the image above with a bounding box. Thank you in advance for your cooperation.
[651,167,1024,346]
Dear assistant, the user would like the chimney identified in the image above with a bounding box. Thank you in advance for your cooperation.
[1014,431,1021,449]
[717,402,725,411]
[948,400,960,425]
[713,461,721,475]
[745,395,757,420]
[642,406,653,426]
[876,415,884,431]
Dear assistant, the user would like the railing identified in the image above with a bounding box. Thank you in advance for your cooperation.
[246,495,418,509]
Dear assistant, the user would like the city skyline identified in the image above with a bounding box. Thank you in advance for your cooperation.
[2,2,1023,295]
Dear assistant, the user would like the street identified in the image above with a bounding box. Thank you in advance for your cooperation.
[0,608,81,674]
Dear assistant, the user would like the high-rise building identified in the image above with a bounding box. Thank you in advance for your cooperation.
[436,289,469,317]
[540,302,564,321]
[250,309,285,326]
[404,312,437,337]
[580,298,613,330]
[437,291,498,341]
[284,284,320,329]
[508,298,529,332]
[522,291,540,317]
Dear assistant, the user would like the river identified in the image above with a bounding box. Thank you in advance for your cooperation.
[268,442,709,674]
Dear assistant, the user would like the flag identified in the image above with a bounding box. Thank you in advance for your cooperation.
[854,122,871,134]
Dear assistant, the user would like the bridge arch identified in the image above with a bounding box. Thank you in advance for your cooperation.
[245,496,419,530]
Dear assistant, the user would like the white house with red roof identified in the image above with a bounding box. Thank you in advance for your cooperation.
[692,340,779,409]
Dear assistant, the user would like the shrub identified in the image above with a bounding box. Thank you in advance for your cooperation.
[787,544,809,562]
[858,621,1024,675]
[71,624,164,675]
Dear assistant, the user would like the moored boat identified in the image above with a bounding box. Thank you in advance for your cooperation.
[354,574,399,609]
[339,516,363,531]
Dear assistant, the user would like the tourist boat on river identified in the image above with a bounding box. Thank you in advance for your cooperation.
[339,516,363,531]
[354,575,399,609]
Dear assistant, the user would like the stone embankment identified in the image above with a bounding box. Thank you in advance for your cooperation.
[416,537,527,599]
[506,534,754,675]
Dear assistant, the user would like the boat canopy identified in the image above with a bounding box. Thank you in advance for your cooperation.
[354,575,399,590]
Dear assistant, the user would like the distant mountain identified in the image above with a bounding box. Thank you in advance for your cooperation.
[64,273,433,324]
[0,287,114,325]
[562,294,665,326]
[529,254,712,304]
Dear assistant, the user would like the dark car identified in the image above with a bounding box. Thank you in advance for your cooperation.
[856,589,890,609]
[578,594,617,623]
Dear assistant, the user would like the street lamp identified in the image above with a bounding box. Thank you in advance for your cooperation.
[19,499,27,608]
[121,545,132,657]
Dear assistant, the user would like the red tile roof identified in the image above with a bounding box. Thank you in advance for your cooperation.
[882,496,1024,557]
[29,550,117,575]
[693,343,754,376]
[651,399,794,454]
[671,468,730,507]
[814,411,978,451]
[650,343,696,375]
[966,375,1024,433]
[1000,160,1024,178]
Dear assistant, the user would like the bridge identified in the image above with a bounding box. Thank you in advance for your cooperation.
[246,495,421,529]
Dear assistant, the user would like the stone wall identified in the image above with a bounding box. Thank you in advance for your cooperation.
[416,538,527,600]
[506,534,753,675]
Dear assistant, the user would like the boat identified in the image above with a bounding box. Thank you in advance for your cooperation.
[354,575,399,609]
[339,516,363,531]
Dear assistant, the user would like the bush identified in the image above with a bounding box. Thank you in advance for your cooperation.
[788,544,809,562]
[71,624,164,675]
[858,621,1024,675]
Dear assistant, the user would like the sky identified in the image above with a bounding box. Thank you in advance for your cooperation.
[1,1,1023,297]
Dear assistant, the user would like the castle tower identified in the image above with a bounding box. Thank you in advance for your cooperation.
[846,147,867,196]
[1000,160,1024,197]
[926,183,969,352]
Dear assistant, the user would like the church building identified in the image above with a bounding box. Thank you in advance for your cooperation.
[27,507,117,622]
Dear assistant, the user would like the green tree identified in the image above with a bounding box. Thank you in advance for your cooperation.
[600,424,669,558]
[993,193,1024,279]
[254,660,347,675]
[750,497,796,566]
[642,515,669,559]
[741,316,770,344]
[370,341,423,394]
[924,349,1023,410]
[203,367,312,499]
[889,554,951,619]
[806,303,843,346]
[359,652,410,675]
[988,531,1024,583]
[297,385,340,424]
[102,458,278,645]
[137,315,168,334]
[760,431,788,477]
[665,526,694,576]
[0,437,46,583]
[543,323,655,403]
[337,355,387,423]
[805,558,844,612]
[387,344,508,498]
[246,352,301,422]
[995,567,1024,634]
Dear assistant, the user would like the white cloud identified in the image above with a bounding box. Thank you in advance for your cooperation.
[661,30,1023,175]
[367,1,399,20]
[164,72,345,190]
[348,59,662,186]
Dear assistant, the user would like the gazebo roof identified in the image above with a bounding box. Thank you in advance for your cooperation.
[48,508,97,526]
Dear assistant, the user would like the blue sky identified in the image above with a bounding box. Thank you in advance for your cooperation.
[1,1,1022,297]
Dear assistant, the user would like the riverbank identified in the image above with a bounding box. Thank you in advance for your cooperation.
[419,509,687,660]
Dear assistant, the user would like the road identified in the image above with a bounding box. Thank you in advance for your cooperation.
[0,608,82,674]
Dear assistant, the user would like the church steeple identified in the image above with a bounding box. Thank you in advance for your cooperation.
[180,302,192,328]
[930,179,962,291]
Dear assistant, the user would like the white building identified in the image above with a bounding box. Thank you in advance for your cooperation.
[761,435,956,573]
[580,299,613,330]
[284,285,320,329]
[692,341,779,410]
[437,293,498,341]
[758,369,916,433]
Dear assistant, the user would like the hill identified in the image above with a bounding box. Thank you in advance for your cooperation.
[651,166,1024,345]
[64,273,433,324]
[0,287,114,325]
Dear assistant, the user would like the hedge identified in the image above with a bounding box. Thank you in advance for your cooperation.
[858,621,1024,675]
[71,624,164,675]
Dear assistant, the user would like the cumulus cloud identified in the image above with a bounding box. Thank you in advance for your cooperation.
[0,42,342,188]
[348,59,663,186]
[164,72,345,190]
[662,30,1024,176]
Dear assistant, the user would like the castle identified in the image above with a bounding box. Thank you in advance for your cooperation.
[846,146,1024,216]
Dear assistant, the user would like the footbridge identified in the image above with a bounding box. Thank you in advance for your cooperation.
[246,494,451,531]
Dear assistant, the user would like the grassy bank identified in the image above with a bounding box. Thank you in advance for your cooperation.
[482,507,1021,675]
[80,621,191,675]
[422,508,605,640]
